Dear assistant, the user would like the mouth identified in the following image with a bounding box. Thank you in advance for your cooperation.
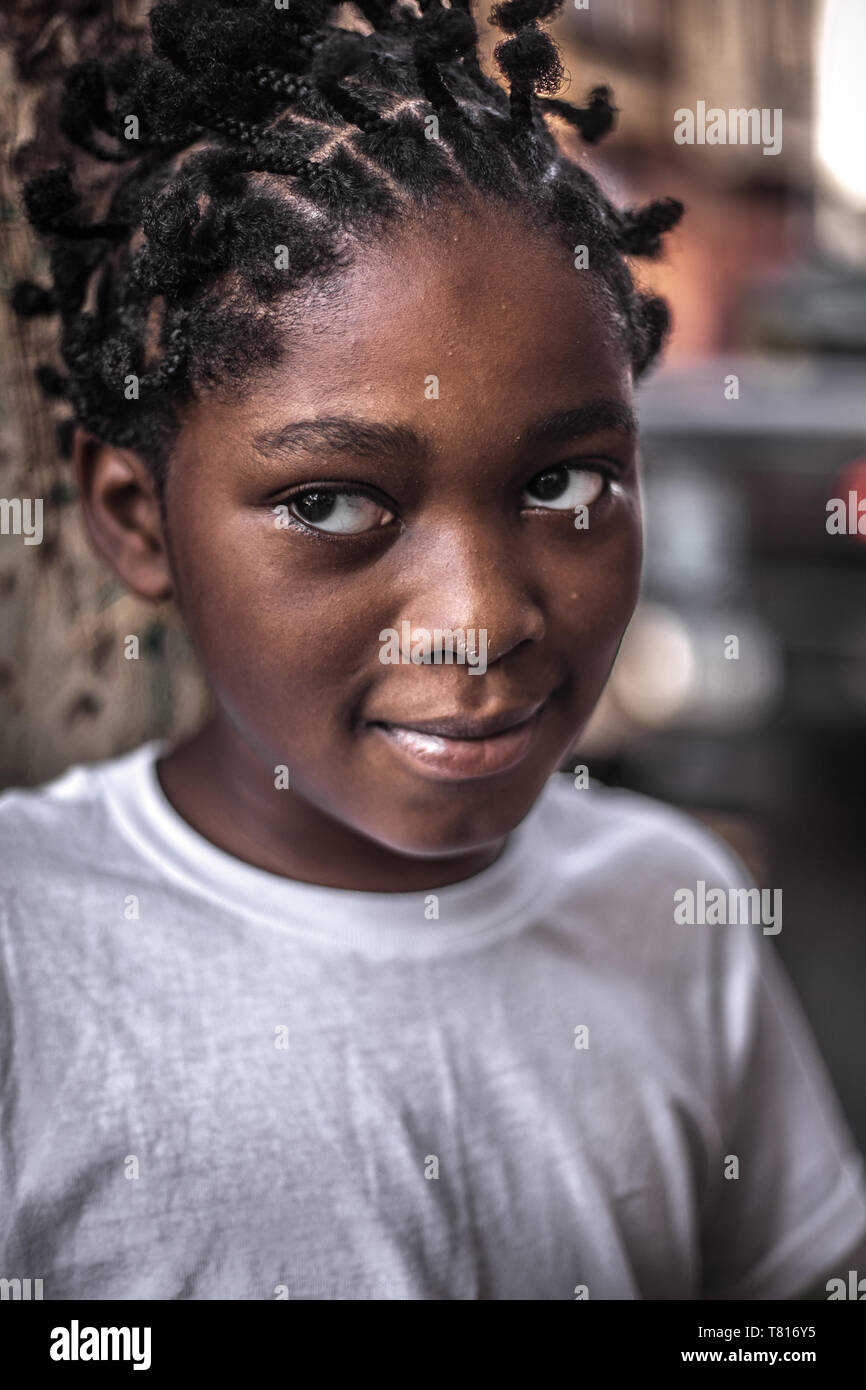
[365,698,550,780]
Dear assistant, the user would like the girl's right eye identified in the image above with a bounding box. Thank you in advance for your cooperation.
[285,490,395,535]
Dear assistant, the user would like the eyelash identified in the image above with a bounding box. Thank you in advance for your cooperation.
[272,463,620,541]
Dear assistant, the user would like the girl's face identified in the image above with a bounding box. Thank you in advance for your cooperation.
[136,203,641,868]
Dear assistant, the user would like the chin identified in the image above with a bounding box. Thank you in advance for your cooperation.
[364,774,550,861]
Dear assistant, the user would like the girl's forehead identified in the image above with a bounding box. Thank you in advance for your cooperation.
[171,202,634,472]
[255,212,627,396]
[175,251,633,486]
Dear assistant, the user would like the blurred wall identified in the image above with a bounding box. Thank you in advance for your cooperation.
[0,1,210,790]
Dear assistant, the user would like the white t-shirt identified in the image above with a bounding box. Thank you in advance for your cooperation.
[0,739,864,1301]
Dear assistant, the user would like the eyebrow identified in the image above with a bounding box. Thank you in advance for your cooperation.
[519,400,638,446]
[251,398,637,463]
[252,418,423,462]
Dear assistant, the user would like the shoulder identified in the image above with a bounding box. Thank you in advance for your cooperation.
[528,771,760,984]
[536,770,749,889]
[0,741,160,899]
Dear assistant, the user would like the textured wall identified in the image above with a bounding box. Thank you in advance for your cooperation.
[0,2,210,790]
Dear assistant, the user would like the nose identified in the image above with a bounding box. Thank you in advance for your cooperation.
[397,516,547,667]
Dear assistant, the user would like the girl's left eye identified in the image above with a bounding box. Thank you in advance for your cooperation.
[286,490,394,534]
[521,464,607,511]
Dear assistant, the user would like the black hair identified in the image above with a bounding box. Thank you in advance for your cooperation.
[10,0,683,498]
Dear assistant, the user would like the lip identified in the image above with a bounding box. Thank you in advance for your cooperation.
[366,698,549,780]
[368,699,547,740]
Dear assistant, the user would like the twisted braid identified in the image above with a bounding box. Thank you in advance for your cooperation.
[11,0,683,488]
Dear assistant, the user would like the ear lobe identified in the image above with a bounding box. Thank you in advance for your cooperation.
[73,427,174,604]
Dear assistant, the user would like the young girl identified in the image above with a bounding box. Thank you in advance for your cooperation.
[3,0,865,1300]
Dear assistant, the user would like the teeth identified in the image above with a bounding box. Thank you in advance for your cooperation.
[388,726,448,754]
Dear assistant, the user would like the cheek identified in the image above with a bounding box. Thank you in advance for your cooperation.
[544,500,642,655]
[169,513,379,709]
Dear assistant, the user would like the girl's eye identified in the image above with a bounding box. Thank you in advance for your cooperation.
[287,490,394,535]
[522,464,607,511]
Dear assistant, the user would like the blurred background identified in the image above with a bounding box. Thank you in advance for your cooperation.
[546,0,866,1154]
[1,2,865,1149]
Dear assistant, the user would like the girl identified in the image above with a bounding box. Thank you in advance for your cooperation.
[2,0,865,1299]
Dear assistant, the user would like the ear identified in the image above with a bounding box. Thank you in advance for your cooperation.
[73,427,174,603]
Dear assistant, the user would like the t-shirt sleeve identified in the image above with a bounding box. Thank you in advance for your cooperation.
[698,907,866,1300]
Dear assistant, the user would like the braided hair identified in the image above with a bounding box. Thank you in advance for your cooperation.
[10,0,684,495]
